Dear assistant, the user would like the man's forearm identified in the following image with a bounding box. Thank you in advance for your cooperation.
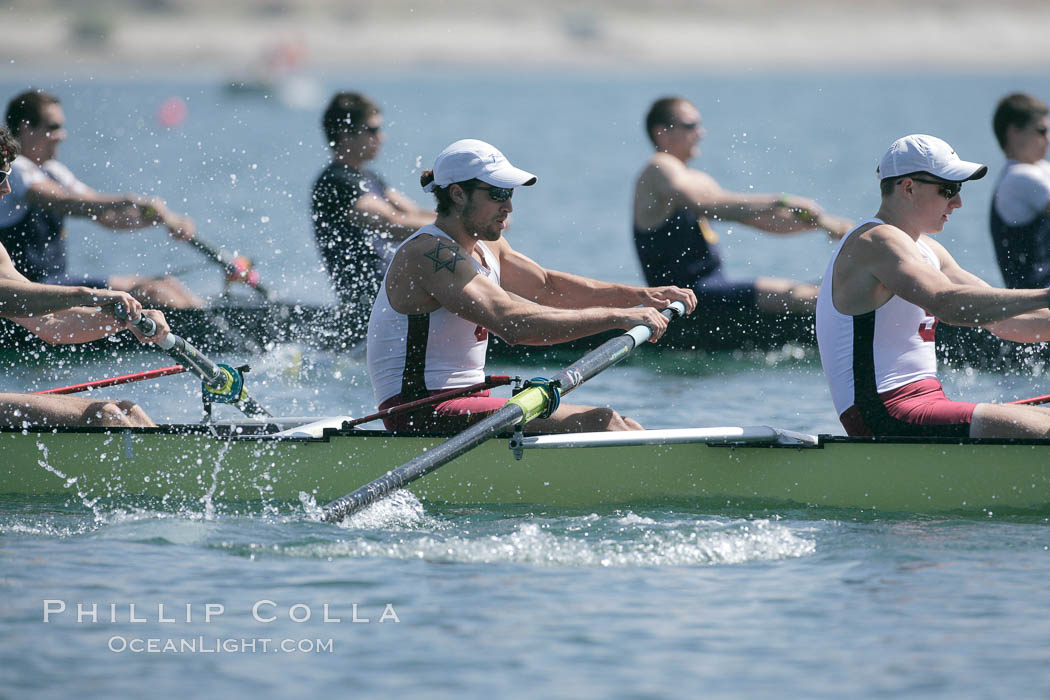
[14,308,120,344]
[688,193,779,224]
[35,191,139,219]
[525,270,641,309]
[984,309,1050,343]
[929,286,1047,325]
[489,304,629,345]
[0,281,98,317]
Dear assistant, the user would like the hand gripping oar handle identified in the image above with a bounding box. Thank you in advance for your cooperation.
[113,304,272,418]
[320,301,686,522]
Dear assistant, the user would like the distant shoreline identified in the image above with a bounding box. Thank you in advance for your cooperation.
[6,4,1050,75]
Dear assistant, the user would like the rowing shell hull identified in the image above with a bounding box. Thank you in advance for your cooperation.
[3,423,1050,514]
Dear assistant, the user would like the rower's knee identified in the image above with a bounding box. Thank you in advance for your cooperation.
[117,401,155,427]
[755,278,817,314]
[129,278,204,309]
[90,400,153,428]
[620,415,644,430]
[91,401,134,427]
[593,407,642,431]
[971,403,1050,439]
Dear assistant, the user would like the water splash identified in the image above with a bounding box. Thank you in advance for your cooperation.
[329,489,443,531]
[284,512,815,567]
[198,437,235,521]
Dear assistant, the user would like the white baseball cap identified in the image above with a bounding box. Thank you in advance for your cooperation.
[876,134,987,182]
[422,139,537,192]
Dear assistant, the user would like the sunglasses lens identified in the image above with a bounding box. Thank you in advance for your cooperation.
[0,170,8,186]
[491,188,512,202]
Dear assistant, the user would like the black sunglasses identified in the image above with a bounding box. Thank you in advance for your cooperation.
[468,184,513,202]
[0,168,9,187]
[668,121,700,131]
[909,177,962,199]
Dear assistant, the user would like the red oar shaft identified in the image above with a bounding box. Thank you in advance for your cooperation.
[34,365,187,395]
[1008,394,1050,406]
[343,375,513,428]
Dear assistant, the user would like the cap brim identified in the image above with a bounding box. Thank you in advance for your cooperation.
[480,165,538,188]
[940,160,988,182]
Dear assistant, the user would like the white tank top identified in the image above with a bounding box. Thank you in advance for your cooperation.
[816,218,940,416]
[367,225,500,406]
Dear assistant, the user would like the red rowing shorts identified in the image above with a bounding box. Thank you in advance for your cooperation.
[378,390,509,432]
[839,378,977,437]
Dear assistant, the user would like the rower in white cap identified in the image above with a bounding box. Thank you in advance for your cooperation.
[366,138,696,433]
[817,133,1050,438]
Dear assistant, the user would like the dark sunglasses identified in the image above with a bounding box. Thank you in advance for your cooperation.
[469,184,513,202]
[668,121,700,131]
[909,177,962,199]
[0,168,9,187]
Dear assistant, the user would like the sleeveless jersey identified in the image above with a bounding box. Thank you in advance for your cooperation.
[311,162,394,305]
[368,225,500,406]
[816,218,940,417]
[990,160,1050,288]
[0,157,87,283]
[633,206,723,286]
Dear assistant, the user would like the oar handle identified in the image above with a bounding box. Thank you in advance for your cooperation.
[113,304,182,357]
[121,306,157,337]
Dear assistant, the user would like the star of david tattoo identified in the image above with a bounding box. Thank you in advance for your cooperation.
[424,240,465,273]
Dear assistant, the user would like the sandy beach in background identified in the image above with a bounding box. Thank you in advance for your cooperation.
[4,0,1050,75]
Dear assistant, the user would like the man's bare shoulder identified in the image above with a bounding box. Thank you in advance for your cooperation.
[840,222,932,277]
[637,153,686,185]
[849,221,908,248]
[0,243,15,273]
[834,222,895,267]
[398,234,472,276]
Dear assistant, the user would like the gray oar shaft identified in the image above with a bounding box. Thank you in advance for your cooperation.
[119,309,224,386]
[114,305,271,418]
[321,405,525,522]
[551,321,656,393]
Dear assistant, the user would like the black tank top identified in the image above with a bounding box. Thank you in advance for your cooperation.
[990,203,1050,288]
[633,207,722,287]
[0,203,67,283]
